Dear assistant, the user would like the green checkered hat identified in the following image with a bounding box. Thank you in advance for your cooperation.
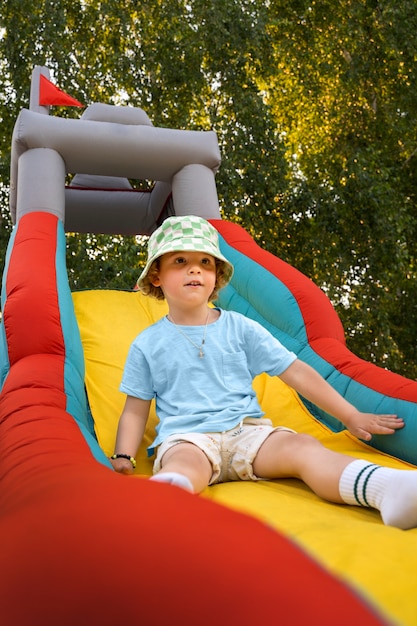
[137,215,234,289]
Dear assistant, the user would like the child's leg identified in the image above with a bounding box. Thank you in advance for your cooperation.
[253,431,417,530]
[253,431,353,502]
[151,442,212,493]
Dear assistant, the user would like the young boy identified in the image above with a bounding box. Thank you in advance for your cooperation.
[111,215,417,529]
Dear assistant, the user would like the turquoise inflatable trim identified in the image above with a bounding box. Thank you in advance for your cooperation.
[216,228,417,466]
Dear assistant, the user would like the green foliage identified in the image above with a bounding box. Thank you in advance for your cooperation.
[1,0,417,378]
[259,0,417,377]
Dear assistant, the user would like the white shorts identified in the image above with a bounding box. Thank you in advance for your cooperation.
[153,418,295,484]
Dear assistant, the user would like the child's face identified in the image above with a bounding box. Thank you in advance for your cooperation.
[151,251,217,308]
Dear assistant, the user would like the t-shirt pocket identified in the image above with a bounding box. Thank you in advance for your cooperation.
[222,351,252,391]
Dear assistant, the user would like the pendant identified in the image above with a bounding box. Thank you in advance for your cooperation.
[199,338,205,358]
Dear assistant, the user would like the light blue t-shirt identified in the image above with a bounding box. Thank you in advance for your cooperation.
[120,309,297,456]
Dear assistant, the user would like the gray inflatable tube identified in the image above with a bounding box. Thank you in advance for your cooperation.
[10,66,222,235]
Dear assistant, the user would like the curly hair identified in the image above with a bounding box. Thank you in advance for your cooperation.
[139,257,231,302]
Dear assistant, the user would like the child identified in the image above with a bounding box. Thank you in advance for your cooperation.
[111,215,417,530]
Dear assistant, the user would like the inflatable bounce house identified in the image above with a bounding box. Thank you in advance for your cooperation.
[1,66,417,625]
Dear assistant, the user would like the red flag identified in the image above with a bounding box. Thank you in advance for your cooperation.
[39,74,83,107]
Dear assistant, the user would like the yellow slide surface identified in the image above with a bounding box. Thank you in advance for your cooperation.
[74,289,417,626]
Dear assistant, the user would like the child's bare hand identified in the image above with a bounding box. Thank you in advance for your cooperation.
[345,412,404,441]
[110,457,135,475]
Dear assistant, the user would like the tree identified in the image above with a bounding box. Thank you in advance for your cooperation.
[257,0,417,377]
[1,0,417,378]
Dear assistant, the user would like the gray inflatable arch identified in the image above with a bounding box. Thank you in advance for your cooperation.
[10,66,222,235]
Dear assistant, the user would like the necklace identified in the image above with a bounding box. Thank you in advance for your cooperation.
[168,311,210,358]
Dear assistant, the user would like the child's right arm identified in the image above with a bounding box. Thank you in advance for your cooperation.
[110,396,151,474]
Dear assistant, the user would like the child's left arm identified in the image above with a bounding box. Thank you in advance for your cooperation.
[279,359,405,441]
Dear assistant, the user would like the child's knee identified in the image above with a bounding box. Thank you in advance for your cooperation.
[292,432,323,451]
[162,442,210,473]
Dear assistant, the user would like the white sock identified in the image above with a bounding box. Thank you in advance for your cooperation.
[150,472,194,492]
[339,459,417,530]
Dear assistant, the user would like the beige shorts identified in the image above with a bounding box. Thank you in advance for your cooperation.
[153,418,295,484]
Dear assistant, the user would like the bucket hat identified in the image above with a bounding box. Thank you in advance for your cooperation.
[137,215,234,289]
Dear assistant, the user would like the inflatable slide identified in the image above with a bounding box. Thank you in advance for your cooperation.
[1,66,417,625]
